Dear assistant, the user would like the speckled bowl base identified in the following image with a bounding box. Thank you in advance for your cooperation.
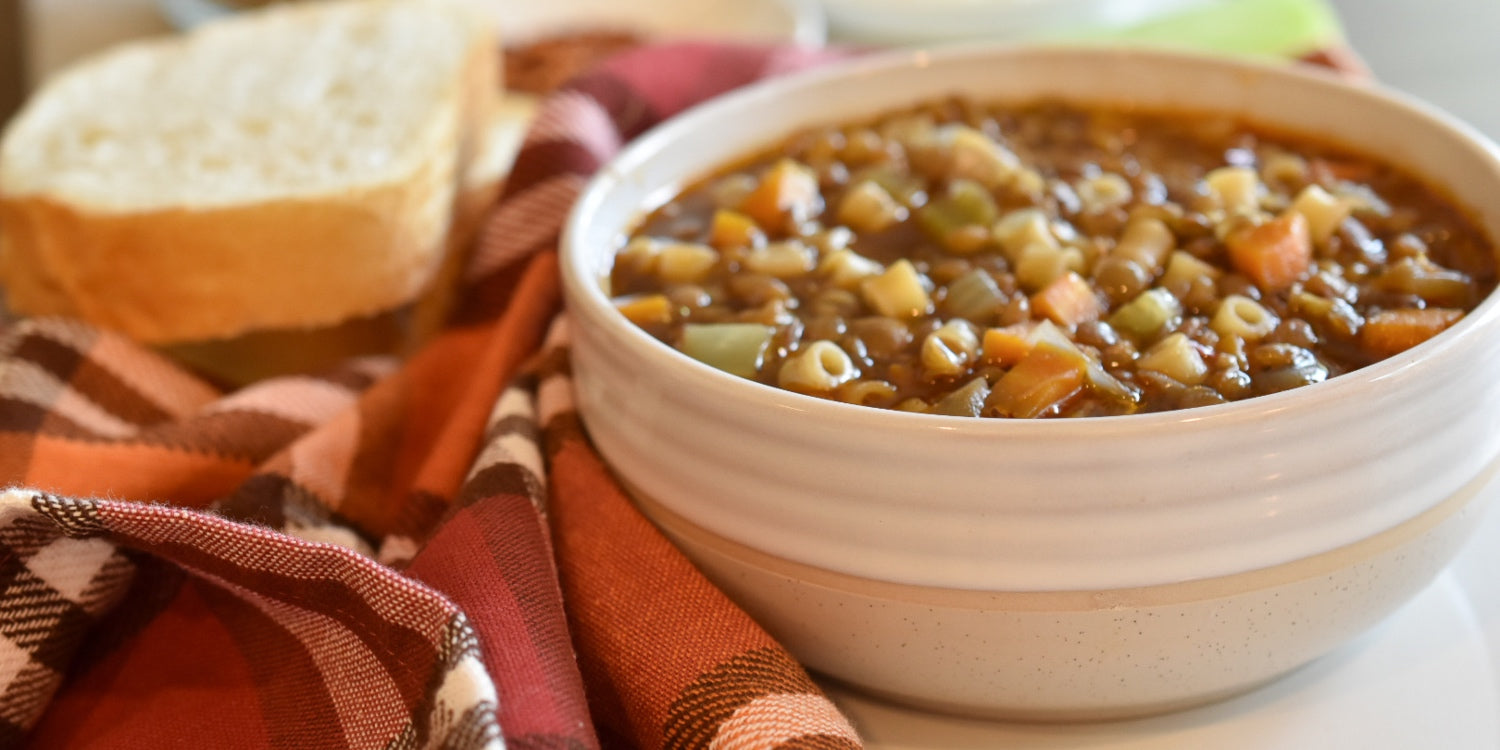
[629,460,1497,722]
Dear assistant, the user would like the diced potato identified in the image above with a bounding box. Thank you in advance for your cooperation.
[615,294,673,326]
[1031,272,1102,328]
[1359,308,1463,357]
[819,248,885,290]
[1288,184,1351,247]
[1137,332,1209,385]
[861,259,933,318]
[940,123,1021,188]
[1160,250,1223,292]
[708,209,765,250]
[681,323,774,378]
[740,159,822,229]
[743,240,816,278]
[1226,212,1312,292]
[838,180,907,233]
[993,208,1058,262]
[1205,166,1262,215]
[1014,242,1070,292]
[656,242,720,283]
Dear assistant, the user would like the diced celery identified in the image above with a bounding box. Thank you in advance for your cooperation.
[931,377,992,417]
[940,269,1005,323]
[917,179,999,254]
[680,323,775,379]
[1375,257,1475,308]
[1109,288,1183,345]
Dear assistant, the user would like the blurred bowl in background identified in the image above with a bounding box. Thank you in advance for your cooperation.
[157,0,826,45]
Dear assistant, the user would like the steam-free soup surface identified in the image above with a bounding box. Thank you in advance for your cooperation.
[612,98,1496,418]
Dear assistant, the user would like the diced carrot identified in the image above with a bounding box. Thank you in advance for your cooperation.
[708,209,765,250]
[1359,308,1463,357]
[1226,212,1312,292]
[1030,271,1101,328]
[988,343,1085,418]
[740,159,821,230]
[982,325,1033,366]
[615,294,673,326]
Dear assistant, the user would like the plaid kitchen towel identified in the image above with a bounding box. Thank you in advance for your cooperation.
[0,42,859,750]
[0,13,1361,746]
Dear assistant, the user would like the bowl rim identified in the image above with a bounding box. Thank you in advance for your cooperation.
[561,42,1500,437]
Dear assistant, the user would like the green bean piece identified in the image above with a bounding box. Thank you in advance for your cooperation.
[680,323,776,379]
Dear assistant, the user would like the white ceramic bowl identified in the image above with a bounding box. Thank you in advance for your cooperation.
[561,46,1500,719]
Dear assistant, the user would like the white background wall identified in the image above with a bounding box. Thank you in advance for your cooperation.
[1329,0,1500,140]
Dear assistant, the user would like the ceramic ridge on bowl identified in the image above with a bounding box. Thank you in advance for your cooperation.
[561,45,1500,593]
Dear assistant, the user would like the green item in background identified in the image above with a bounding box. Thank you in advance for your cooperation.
[1053,0,1346,59]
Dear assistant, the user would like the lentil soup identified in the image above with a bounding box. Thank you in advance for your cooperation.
[610,98,1496,418]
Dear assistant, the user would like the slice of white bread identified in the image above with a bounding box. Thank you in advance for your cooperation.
[158,92,536,385]
[0,0,499,345]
